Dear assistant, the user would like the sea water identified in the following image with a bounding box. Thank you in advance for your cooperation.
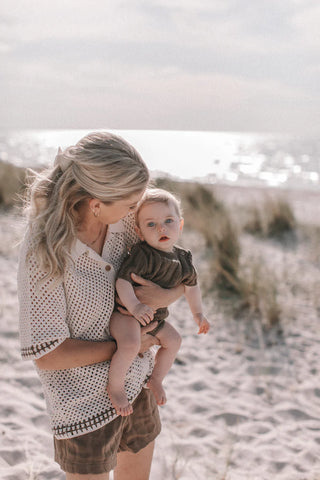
[0,128,319,190]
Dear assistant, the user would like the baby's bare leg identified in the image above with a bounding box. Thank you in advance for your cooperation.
[147,322,181,406]
[108,312,141,416]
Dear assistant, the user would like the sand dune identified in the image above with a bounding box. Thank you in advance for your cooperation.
[1,190,320,479]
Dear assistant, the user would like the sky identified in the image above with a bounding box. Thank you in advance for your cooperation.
[1,0,319,134]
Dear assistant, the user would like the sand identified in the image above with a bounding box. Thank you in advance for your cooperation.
[1,185,320,479]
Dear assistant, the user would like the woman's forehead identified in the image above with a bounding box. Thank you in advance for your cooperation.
[121,191,145,205]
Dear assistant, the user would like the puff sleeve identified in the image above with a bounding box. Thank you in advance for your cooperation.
[181,249,198,287]
[117,243,149,284]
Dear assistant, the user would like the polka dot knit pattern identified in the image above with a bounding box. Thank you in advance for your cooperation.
[18,213,154,439]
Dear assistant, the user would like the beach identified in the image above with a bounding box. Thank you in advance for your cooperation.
[1,184,320,480]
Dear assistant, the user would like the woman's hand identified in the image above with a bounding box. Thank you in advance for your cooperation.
[131,273,185,310]
[139,323,160,354]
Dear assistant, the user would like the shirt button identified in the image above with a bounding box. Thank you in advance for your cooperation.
[105,265,111,271]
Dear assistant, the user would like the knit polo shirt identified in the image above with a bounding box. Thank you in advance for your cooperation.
[18,213,154,439]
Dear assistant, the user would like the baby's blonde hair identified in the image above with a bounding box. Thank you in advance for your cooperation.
[135,188,182,226]
[25,131,149,279]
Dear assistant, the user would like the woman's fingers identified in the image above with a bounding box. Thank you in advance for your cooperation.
[130,273,155,286]
[139,324,160,353]
[141,323,158,335]
[116,305,131,315]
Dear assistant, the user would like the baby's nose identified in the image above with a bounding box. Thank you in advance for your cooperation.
[157,223,166,232]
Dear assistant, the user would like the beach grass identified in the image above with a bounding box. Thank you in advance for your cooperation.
[0,160,26,207]
[243,195,296,238]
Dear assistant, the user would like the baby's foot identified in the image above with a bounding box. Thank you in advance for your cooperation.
[107,385,133,417]
[147,377,167,406]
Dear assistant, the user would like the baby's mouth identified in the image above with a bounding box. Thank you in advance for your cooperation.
[159,235,169,242]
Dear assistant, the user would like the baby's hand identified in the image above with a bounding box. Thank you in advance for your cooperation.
[194,313,210,334]
[132,303,154,326]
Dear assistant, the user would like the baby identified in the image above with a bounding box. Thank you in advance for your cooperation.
[107,188,210,416]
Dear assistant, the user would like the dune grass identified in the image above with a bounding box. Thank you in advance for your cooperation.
[0,160,26,207]
[236,258,282,329]
[243,195,296,238]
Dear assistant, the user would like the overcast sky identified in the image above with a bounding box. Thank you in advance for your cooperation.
[1,0,319,133]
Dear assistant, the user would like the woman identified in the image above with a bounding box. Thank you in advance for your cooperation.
[18,132,184,479]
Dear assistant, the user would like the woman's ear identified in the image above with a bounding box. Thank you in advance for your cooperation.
[88,198,102,216]
[88,198,100,208]
[179,217,184,232]
[135,224,144,241]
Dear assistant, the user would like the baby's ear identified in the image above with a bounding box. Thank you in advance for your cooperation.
[179,217,184,231]
[135,224,144,241]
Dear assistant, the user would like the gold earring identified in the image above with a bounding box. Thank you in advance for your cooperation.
[92,209,99,217]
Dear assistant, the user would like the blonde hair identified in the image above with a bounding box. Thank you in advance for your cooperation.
[135,188,182,226]
[25,131,149,279]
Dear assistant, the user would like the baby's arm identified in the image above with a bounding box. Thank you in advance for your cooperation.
[116,278,154,326]
[184,284,210,334]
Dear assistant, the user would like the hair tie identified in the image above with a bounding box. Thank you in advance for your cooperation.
[54,147,72,173]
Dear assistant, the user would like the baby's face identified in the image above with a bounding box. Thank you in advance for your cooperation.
[136,201,183,252]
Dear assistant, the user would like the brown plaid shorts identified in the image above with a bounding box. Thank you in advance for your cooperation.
[54,388,161,474]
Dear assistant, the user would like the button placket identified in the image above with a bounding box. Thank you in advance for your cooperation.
[103,263,116,284]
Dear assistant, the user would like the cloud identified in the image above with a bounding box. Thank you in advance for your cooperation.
[291,1,320,50]
[0,0,319,132]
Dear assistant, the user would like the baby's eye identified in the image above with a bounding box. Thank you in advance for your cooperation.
[165,218,174,224]
[147,222,156,227]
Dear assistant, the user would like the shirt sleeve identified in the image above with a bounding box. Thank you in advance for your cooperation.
[18,235,70,360]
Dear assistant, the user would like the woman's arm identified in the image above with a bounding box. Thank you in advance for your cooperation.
[35,323,160,371]
[35,338,117,370]
[130,273,185,310]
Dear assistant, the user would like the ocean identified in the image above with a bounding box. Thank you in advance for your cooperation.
[0,129,319,190]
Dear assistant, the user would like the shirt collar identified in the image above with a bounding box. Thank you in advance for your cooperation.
[108,219,126,234]
[71,218,126,262]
